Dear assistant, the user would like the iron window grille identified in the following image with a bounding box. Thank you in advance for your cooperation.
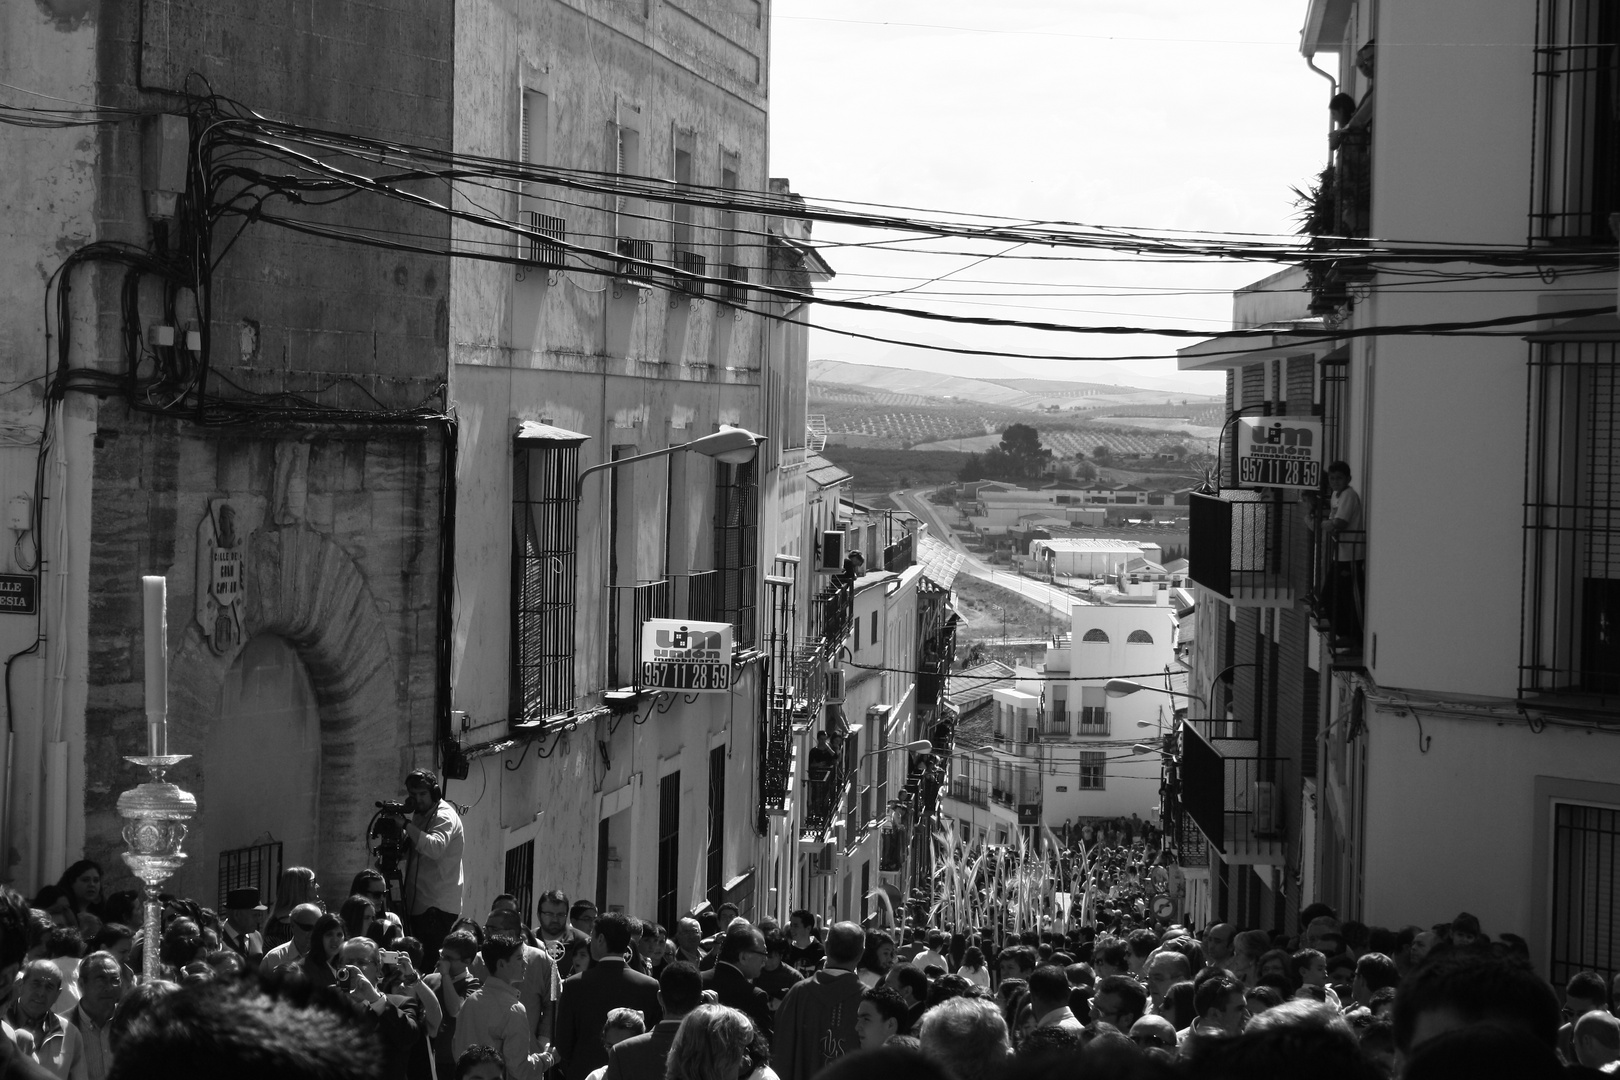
[1549,800,1620,986]
[1078,751,1106,790]
[657,771,681,931]
[1531,0,1620,244]
[707,745,726,906]
[512,429,585,724]
[218,838,282,912]
[504,839,535,926]
[1522,334,1620,700]
[714,460,758,647]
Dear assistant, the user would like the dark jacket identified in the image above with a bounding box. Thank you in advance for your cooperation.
[773,968,864,1080]
[701,961,774,1040]
[556,957,663,1080]
[602,1018,681,1080]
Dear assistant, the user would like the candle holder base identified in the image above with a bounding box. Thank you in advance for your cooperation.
[119,753,196,981]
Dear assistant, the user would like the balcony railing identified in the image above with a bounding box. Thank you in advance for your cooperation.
[1308,528,1365,654]
[1180,721,1288,865]
[1043,714,1070,736]
[609,578,671,688]
[1531,24,1620,244]
[676,570,723,624]
[948,779,988,808]
[1188,490,1307,604]
[1077,708,1110,736]
[883,531,916,573]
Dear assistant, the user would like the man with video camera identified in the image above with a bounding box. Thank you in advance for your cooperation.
[392,768,464,963]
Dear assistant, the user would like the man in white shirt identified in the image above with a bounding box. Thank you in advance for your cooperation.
[69,952,120,1080]
[401,768,464,962]
[259,903,322,978]
[455,934,552,1080]
[909,929,948,972]
[1028,966,1083,1033]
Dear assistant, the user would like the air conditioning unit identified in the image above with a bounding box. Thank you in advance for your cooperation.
[615,236,653,280]
[1252,780,1280,836]
[819,529,846,573]
[825,668,847,704]
[520,212,566,268]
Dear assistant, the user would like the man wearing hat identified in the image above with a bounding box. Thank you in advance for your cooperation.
[221,887,267,968]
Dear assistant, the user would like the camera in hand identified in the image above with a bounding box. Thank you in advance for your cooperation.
[375,800,411,815]
[336,966,352,985]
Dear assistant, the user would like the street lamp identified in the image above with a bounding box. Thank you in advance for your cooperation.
[868,739,935,756]
[575,424,766,496]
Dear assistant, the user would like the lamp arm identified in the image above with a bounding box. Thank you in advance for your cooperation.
[575,444,682,497]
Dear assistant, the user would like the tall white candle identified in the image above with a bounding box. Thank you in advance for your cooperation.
[142,576,167,756]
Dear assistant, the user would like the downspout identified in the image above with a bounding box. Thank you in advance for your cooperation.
[42,399,71,887]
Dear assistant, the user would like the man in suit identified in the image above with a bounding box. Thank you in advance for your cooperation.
[555,912,662,1080]
[603,962,700,1080]
[700,923,774,1042]
[220,887,267,970]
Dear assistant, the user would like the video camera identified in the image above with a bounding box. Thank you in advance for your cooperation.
[368,800,412,883]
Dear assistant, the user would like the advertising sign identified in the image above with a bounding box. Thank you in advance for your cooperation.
[640,618,733,693]
[1236,417,1323,490]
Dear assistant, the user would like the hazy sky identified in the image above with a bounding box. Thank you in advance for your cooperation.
[768,1,1330,394]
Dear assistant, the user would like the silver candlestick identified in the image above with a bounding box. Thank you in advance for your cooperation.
[118,754,195,982]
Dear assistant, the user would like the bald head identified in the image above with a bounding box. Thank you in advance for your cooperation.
[1129,1014,1177,1052]
[1575,1010,1620,1069]
[1203,923,1235,963]
[826,921,866,968]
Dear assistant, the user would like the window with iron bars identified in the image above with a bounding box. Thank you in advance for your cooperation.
[1522,335,1620,700]
[512,436,581,722]
[1531,0,1620,243]
[1078,751,1106,790]
[714,460,758,646]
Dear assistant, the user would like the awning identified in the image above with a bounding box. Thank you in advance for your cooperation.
[1178,327,1340,372]
[515,420,590,446]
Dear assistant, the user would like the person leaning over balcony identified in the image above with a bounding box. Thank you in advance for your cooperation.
[1315,461,1364,646]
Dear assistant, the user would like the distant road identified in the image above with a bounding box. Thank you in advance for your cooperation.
[889,487,1078,623]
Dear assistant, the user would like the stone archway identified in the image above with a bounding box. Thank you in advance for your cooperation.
[169,525,401,901]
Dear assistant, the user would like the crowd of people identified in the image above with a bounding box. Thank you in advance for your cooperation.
[1,769,1616,1080]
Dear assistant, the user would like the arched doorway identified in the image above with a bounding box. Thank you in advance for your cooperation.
[199,634,321,906]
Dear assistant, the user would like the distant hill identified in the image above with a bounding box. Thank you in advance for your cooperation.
[809,360,1220,413]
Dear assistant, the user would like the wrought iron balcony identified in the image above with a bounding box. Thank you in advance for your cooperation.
[608,578,670,689]
[675,570,723,624]
[1188,490,1308,604]
[1077,707,1111,736]
[948,778,988,808]
[1180,721,1287,865]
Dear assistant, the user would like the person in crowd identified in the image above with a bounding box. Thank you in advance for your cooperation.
[554,913,661,1080]
[1091,974,1147,1034]
[335,935,428,1080]
[774,921,866,1080]
[854,986,907,1050]
[484,907,558,1049]
[454,1045,507,1080]
[916,996,1010,1080]
[581,1008,644,1080]
[881,965,927,1034]
[350,870,391,919]
[783,911,823,978]
[668,918,704,968]
[665,1005,755,1080]
[298,912,348,990]
[5,960,83,1078]
[1199,923,1236,974]
[1127,1014,1178,1060]
[995,945,1036,987]
[1572,1008,1620,1072]
[1143,949,1190,1011]
[1349,952,1399,1010]
[453,933,552,1079]
[426,930,483,1074]
[570,901,599,945]
[1025,965,1080,1033]
[259,902,322,979]
[755,932,802,1014]
[700,923,772,1042]
[909,931,947,973]
[856,932,894,989]
[69,951,119,1080]
[53,863,103,927]
[954,946,989,990]
[604,961,699,1080]
[218,888,266,970]
[262,866,320,952]
[1558,969,1611,1064]
[1392,948,1560,1062]
[537,890,592,976]
[340,894,380,942]
[104,982,378,1080]
[399,769,464,963]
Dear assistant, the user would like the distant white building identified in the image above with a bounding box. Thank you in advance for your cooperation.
[1030,538,1162,578]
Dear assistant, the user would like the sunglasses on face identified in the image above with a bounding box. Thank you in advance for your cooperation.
[294,921,319,931]
[1132,1033,1172,1047]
